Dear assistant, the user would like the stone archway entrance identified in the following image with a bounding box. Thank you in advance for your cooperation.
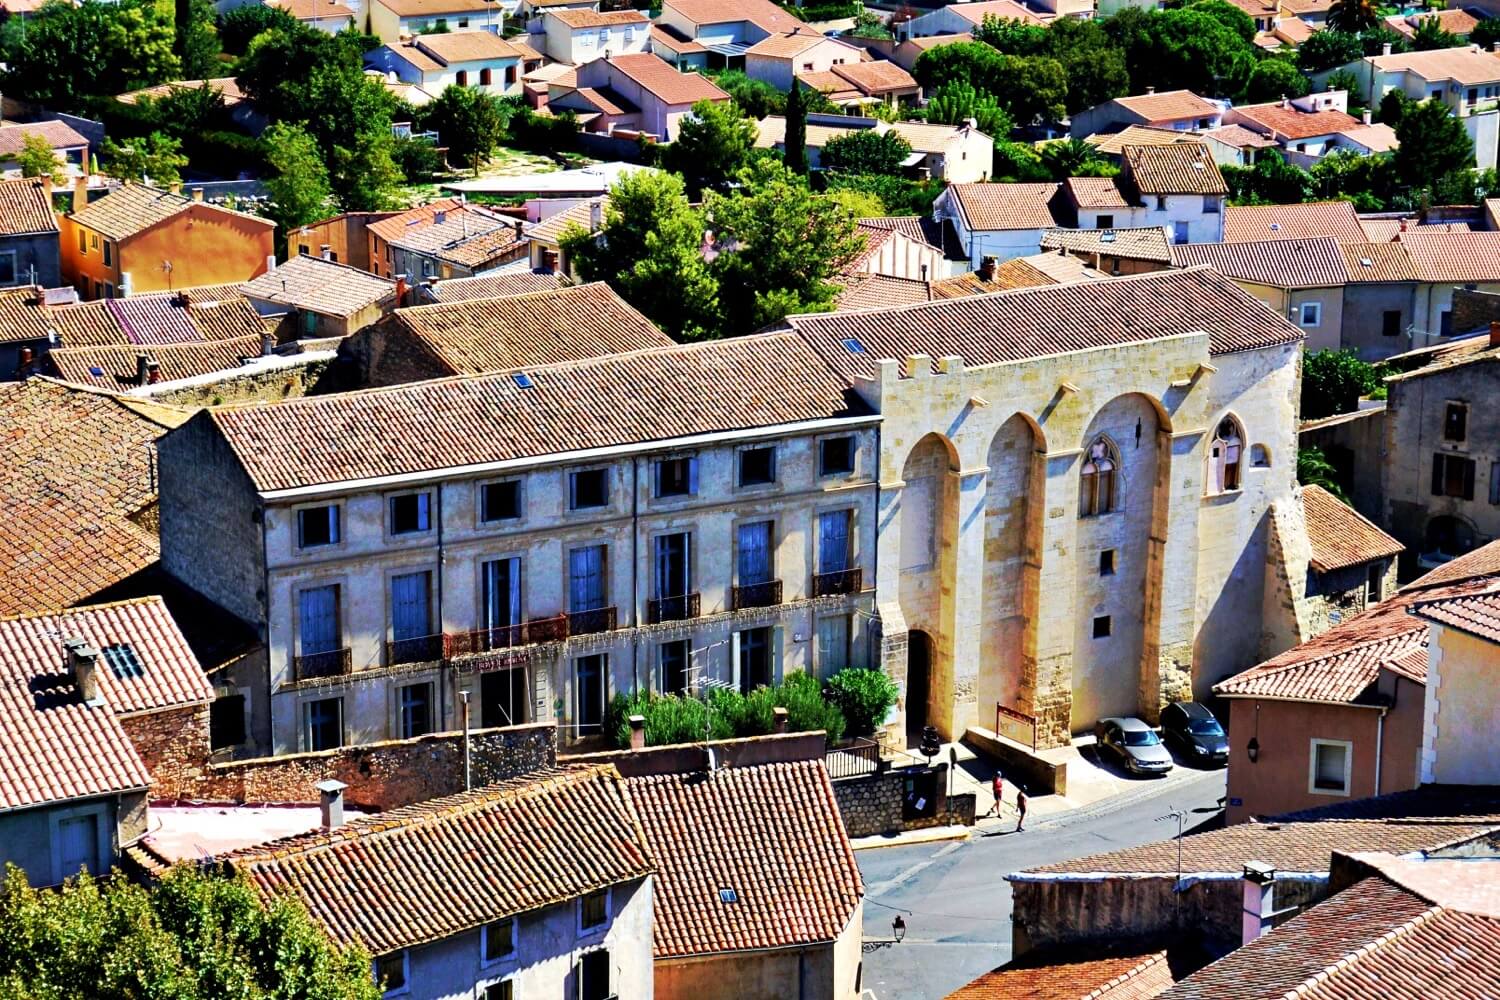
[906,630,933,747]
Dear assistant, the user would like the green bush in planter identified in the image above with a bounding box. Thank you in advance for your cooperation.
[824,667,899,737]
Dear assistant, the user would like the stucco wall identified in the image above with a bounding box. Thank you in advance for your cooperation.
[657,942,843,1000]
[0,231,61,289]
[1422,624,1500,785]
[1341,282,1416,360]
[62,203,274,299]
[0,796,127,887]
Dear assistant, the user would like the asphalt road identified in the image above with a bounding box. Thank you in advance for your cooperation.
[856,765,1227,1000]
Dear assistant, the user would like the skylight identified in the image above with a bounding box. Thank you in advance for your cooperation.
[512,372,534,389]
[102,643,145,679]
[841,337,865,354]
[718,888,739,904]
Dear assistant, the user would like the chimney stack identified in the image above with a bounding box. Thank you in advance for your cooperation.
[317,779,348,829]
[979,255,998,282]
[320,244,332,260]
[1383,42,1393,56]
[191,186,203,202]
[1146,86,1155,94]
[1242,862,1279,946]
[1362,108,1372,125]
[145,356,161,384]
[169,181,182,195]
[261,329,275,357]
[1489,320,1500,347]
[64,637,103,705]
[434,209,447,225]
[772,706,789,734]
[1493,40,1500,52]
[265,254,277,274]
[72,176,88,215]
[589,199,603,231]
[628,714,646,750]
[135,352,151,386]
[513,219,524,240]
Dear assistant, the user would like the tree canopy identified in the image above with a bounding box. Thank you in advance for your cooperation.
[3,0,180,110]
[819,129,912,175]
[421,85,511,173]
[1392,95,1475,194]
[17,134,65,185]
[664,99,758,194]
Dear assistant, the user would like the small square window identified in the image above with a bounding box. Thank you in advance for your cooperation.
[484,983,513,1000]
[655,456,695,498]
[570,469,608,509]
[1299,302,1321,327]
[581,888,608,930]
[389,492,431,534]
[1309,739,1351,795]
[209,693,246,749]
[298,505,340,548]
[820,436,855,476]
[1096,214,1114,229]
[739,446,776,486]
[1099,550,1115,576]
[1092,615,1111,638]
[481,480,522,522]
[1444,402,1468,442]
[375,951,408,995]
[483,917,515,963]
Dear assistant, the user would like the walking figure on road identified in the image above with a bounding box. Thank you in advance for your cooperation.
[1016,785,1028,832]
[986,771,1005,818]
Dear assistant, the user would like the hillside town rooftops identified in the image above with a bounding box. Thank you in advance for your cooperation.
[48,287,265,347]
[47,335,269,390]
[1040,226,1173,263]
[662,0,803,32]
[1411,587,1500,644]
[1394,230,1500,283]
[1111,89,1221,122]
[945,182,1061,231]
[1169,236,1348,287]
[944,950,1175,1000]
[412,29,528,63]
[1365,44,1500,85]
[69,184,274,242]
[0,120,88,157]
[1341,241,1419,283]
[370,0,492,17]
[1121,143,1227,195]
[241,254,397,317]
[548,7,648,28]
[1301,484,1404,573]
[0,177,61,236]
[939,0,1046,26]
[116,77,249,107]
[1223,201,1366,242]
[1230,100,1362,140]
[427,269,561,301]
[605,52,729,105]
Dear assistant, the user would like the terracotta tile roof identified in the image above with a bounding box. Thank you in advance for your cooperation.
[0,177,58,236]
[1384,8,1481,38]
[1275,783,1500,822]
[431,227,526,269]
[930,262,1049,297]
[1366,46,1500,86]
[745,27,835,57]
[1336,122,1398,153]
[605,53,729,105]
[204,330,869,492]
[0,120,88,157]
[232,766,654,954]
[383,205,515,260]
[528,198,603,244]
[380,281,672,377]
[900,32,974,50]
[1393,230,1500,282]
[835,272,934,310]
[1170,236,1348,287]
[1020,819,1497,877]
[944,0,1046,26]
[946,182,1062,231]
[830,60,919,95]
[1014,251,1106,284]
[1224,201,1366,242]
[624,759,862,958]
[383,41,444,73]
[1341,241,1417,283]
[945,951,1174,1000]
[1273,15,1318,43]
[1199,123,1281,149]
[1111,89,1220,123]
[566,86,635,117]
[241,255,396,317]
[1231,102,1362,141]
[549,7,648,27]
[1160,863,1500,1000]
[663,0,804,32]
[265,0,355,20]
[372,0,491,17]
[1084,125,1197,156]
[0,596,210,811]
[414,30,526,63]
[428,269,561,301]
[0,380,188,616]
[1411,587,1500,644]
[1121,143,1227,195]
[857,215,959,256]
[48,288,265,348]
[650,24,708,54]
[786,267,1303,383]
[1302,485,1404,572]
[367,198,463,243]
[796,70,862,102]
[1403,538,1500,592]
[69,184,273,242]
[46,335,267,389]
[1065,176,1132,209]
[116,77,249,108]
[0,284,50,345]
[1040,226,1173,262]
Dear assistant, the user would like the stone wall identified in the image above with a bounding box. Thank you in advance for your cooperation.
[830,763,972,837]
[151,722,556,810]
[147,355,333,407]
[120,705,212,798]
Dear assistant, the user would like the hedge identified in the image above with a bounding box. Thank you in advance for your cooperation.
[605,670,852,748]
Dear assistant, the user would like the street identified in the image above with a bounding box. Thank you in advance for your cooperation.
[856,766,1227,1000]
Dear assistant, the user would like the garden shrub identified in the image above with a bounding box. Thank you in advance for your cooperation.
[605,672,847,748]
[824,667,899,736]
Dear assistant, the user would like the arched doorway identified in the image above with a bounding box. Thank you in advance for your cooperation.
[1422,515,1478,568]
[897,434,960,738]
[906,630,932,747]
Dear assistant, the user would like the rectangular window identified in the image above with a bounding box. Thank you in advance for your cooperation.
[1202,195,1220,214]
[398,682,434,739]
[1099,549,1116,576]
[0,250,15,285]
[1309,739,1351,794]
[484,982,513,1000]
[481,480,521,521]
[739,446,776,486]
[1095,214,1114,229]
[479,667,527,728]
[654,456,696,498]
[1299,302,1321,327]
[738,626,773,692]
[482,918,515,963]
[1432,453,1476,499]
[297,505,340,548]
[305,696,343,751]
[737,521,773,585]
[102,241,112,267]
[575,654,606,733]
[570,468,608,509]
[1444,402,1468,442]
[483,557,522,631]
[1491,463,1500,505]
[1365,562,1382,603]
[1440,309,1454,336]
[1382,310,1402,338]
[820,436,855,476]
[390,571,432,641]
[817,509,852,575]
[653,532,690,598]
[577,949,610,1000]
[78,229,87,254]
[298,585,341,654]
[389,492,431,534]
[569,545,606,611]
[660,639,689,694]
[375,951,407,996]
[1158,195,1169,211]
[815,615,851,675]
[209,693,246,749]
[1092,615,1111,638]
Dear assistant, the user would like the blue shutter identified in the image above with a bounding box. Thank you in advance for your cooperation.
[818,511,850,574]
[738,522,771,584]
[570,546,603,611]
[299,586,339,654]
[391,572,431,640]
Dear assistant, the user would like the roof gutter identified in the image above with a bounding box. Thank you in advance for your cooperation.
[257,413,882,501]
[1006,870,1331,883]
[1213,692,1392,708]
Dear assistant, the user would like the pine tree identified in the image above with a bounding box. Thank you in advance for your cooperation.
[785,82,809,177]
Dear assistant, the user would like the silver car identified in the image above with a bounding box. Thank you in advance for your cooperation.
[1095,717,1175,776]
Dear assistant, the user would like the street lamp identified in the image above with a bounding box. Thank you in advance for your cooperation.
[919,725,941,761]
[1246,736,1260,764]
[891,916,906,944]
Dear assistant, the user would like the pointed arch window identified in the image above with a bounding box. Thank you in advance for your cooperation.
[1207,416,1244,495]
[1080,437,1118,517]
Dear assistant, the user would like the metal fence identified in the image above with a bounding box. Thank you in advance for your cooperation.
[825,736,883,779]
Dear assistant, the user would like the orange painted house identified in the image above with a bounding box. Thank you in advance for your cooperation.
[60,184,275,299]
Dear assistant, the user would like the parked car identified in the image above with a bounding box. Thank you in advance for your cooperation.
[1160,701,1229,767]
[1095,717,1174,776]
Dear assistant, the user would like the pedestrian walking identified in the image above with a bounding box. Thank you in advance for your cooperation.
[1015,784,1028,832]
[986,771,1005,819]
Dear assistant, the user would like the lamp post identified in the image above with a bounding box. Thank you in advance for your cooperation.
[891,915,906,944]
[1246,737,1260,763]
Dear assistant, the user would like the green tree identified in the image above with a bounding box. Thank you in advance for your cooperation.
[820,172,947,214]
[1393,98,1474,193]
[665,99,758,194]
[819,128,912,175]
[784,81,809,177]
[1146,7,1258,98]
[1296,446,1349,500]
[146,83,228,138]
[423,84,510,172]
[1039,138,1112,179]
[1301,349,1385,419]
[1325,68,1363,103]
[1188,0,1256,43]
[1222,149,1315,204]
[1327,0,1379,34]
[1412,16,1459,50]
[706,160,864,332]
[994,54,1069,123]
[101,131,188,185]
[924,80,1014,138]
[16,133,65,184]
[1471,17,1500,50]
[4,0,181,110]
[562,169,719,339]
[175,0,221,79]
[826,187,886,217]
[262,122,333,243]
[705,68,784,118]
[911,40,1006,92]
[1246,57,1312,102]
[1310,149,1398,209]
[850,9,892,39]
[1043,17,1129,114]
[973,13,1047,54]
[217,1,297,54]
[1296,29,1364,73]
[993,139,1051,181]
[0,864,381,999]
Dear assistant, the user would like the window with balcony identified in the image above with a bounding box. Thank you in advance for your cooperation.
[734,520,779,608]
[481,480,521,521]
[304,696,343,751]
[660,639,689,694]
[575,654,606,733]
[297,584,344,679]
[389,492,431,534]
[569,545,606,612]
[570,468,608,509]
[817,509,851,574]
[739,446,776,487]
[482,557,522,646]
[389,571,435,663]
[651,532,695,622]
[297,505,340,548]
[398,681,434,739]
[655,456,697,498]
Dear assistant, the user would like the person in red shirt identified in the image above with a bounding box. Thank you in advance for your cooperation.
[987,772,1005,819]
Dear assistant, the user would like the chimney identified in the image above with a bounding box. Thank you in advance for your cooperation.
[71,176,88,214]
[1383,42,1393,56]
[265,254,277,274]
[320,244,332,260]
[979,255,998,282]
[1281,95,1289,108]
[135,352,151,386]
[145,356,161,384]
[964,116,977,131]
[317,779,348,829]
[1242,862,1278,946]
[191,187,203,202]
[772,706,789,734]
[1493,40,1500,52]
[261,329,275,357]
[169,181,182,195]
[589,199,603,231]
[1146,86,1155,94]
[628,714,646,750]
[119,272,133,298]
[1489,320,1500,347]
[513,219,524,240]
[64,637,103,706]
[1362,108,1372,125]
[919,262,928,281]
[434,209,447,225]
